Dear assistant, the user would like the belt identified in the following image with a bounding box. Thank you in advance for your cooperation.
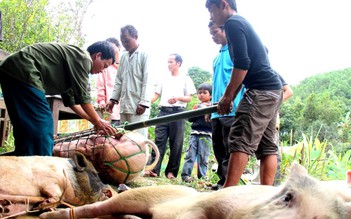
[160,106,185,112]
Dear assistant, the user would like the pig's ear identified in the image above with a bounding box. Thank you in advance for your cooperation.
[289,161,308,178]
[73,152,88,172]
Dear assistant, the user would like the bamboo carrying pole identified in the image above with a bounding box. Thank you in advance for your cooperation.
[54,105,218,144]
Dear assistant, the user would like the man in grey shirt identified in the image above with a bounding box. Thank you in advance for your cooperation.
[107,25,152,138]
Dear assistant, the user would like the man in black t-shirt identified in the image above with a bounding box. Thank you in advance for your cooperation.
[206,0,283,187]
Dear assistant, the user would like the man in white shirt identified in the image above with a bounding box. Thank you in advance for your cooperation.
[149,53,196,179]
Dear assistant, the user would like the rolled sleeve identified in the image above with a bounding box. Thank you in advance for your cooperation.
[61,88,91,107]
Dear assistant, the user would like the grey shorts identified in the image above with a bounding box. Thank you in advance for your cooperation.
[228,89,283,159]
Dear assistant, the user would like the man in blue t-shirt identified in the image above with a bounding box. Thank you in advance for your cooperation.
[208,21,245,190]
[206,0,283,187]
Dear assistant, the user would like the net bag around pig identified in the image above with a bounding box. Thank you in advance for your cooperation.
[53,128,160,185]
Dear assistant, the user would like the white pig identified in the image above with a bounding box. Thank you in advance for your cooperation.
[40,161,351,219]
[0,152,115,217]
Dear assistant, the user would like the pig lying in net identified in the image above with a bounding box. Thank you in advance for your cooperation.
[40,161,351,219]
[53,130,159,185]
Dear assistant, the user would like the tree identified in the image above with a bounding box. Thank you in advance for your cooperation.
[279,68,350,149]
[0,0,50,52]
[0,0,93,53]
[293,68,351,110]
[187,66,212,89]
[279,97,303,144]
[47,0,93,46]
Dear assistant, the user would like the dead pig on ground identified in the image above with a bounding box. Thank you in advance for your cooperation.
[0,152,115,217]
[40,162,351,219]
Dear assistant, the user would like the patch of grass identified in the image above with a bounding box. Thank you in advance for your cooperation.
[127,174,214,192]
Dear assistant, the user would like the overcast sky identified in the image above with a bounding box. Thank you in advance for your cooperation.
[83,0,351,85]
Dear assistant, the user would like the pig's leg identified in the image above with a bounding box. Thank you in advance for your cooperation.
[39,196,151,219]
[75,195,153,218]
[94,215,143,219]
[37,183,66,209]
[72,185,196,218]
[39,188,157,219]
[40,185,196,219]
[39,208,70,219]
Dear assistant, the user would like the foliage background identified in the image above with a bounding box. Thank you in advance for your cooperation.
[279,68,351,153]
[0,0,93,53]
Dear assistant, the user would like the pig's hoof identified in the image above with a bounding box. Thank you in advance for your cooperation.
[0,199,11,213]
[37,198,60,210]
[0,204,10,213]
[0,199,11,206]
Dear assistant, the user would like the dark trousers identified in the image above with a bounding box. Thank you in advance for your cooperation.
[211,116,234,185]
[0,75,54,156]
[152,108,185,177]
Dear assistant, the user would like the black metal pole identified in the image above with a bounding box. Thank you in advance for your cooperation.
[119,105,218,131]
[54,105,218,144]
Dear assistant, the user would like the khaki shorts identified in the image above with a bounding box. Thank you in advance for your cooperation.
[228,89,283,159]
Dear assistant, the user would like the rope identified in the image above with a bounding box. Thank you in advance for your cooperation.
[102,131,146,183]
[54,123,148,184]
[54,124,126,145]
[70,207,75,219]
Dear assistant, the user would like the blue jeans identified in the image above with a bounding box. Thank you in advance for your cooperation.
[181,134,212,179]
